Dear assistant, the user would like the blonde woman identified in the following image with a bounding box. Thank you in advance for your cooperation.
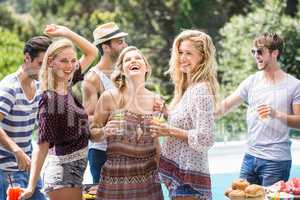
[20,24,97,200]
[150,30,219,200]
[91,46,163,200]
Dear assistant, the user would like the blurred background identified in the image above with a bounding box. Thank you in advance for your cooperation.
[1,0,300,141]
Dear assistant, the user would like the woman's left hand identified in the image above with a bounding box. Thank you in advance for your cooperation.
[153,98,168,119]
[43,24,71,38]
[149,120,171,138]
[19,187,33,200]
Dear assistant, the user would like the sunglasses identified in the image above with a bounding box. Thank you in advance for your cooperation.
[251,48,263,56]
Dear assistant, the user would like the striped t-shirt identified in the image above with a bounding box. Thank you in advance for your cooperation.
[0,73,40,171]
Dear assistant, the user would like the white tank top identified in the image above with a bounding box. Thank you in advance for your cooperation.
[88,66,114,151]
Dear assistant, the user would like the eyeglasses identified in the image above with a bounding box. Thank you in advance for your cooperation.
[251,48,263,56]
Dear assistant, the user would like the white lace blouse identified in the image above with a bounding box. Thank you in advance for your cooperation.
[161,82,214,173]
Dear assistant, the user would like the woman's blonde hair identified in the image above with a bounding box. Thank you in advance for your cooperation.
[111,46,152,107]
[168,29,219,108]
[40,38,76,92]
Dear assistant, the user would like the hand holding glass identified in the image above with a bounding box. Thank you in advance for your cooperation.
[257,104,272,122]
[7,185,22,200]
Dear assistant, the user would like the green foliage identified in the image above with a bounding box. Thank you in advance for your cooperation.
[1,0,299,141]
[14,0,256,104]
[0,3,16,28]
[175,0,252,41]
[0,27,24,79]
[30,0,116,39]
[0,1,37,40]
[113,0,178,97]
[216,0,300,140]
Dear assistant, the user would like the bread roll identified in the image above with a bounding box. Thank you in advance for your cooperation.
[225,188,233,197]
[228,189,246,200]
[232,179,250,190]
[244,184,265,198]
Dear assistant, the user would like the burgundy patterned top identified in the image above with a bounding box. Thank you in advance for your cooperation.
[38,68,90,156]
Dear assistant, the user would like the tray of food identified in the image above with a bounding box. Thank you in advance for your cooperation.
[266,178,300,200]
[224,178,266,200]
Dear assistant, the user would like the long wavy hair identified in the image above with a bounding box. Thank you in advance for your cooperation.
[40,38,76,92]
[111,46,152,107]
[168,30,219,108]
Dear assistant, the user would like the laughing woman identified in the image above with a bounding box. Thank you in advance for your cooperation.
[21,24,97,200]
[91,46,163,200]
[150,30,219,200]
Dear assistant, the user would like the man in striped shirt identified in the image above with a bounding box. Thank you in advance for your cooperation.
[0,36,51,200]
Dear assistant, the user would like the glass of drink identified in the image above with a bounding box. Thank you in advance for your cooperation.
[259,113,269,121]
[257,104,270,122]
[152,112,166,124]
[7,186,22,200]
[113,111,125,135]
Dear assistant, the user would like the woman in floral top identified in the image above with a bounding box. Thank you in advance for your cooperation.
[21,24,97,200]
[150,30,219,200]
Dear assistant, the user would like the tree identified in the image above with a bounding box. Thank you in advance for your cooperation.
[0,1,37,41]
[286,0,298,16]
[0,27,24,79]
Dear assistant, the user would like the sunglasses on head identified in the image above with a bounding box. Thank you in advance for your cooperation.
[251,48,263,56]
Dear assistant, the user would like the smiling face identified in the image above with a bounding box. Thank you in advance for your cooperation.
[24,52,46,80]
[178,40,203,74]
[122,50,148,79]
[51,47,77,82]
[251,45,277,71]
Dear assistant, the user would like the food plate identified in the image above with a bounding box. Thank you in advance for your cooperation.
[266,185,300,199]
[266,192,300,199]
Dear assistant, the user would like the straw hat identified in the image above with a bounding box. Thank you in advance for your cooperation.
[93,22,128,46]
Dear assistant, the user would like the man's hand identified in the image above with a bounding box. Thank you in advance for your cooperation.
[14,148,31,171]
[257,104,275,120]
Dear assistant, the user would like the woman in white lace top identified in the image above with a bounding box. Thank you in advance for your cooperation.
[150,30,219,200]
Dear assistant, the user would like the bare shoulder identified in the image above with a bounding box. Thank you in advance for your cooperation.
[101,88,118,99]
[100,88,120,109]
[82,71,102,93]
[84,71,100,85]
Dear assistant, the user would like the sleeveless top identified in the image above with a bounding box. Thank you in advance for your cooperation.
[97,110,163,200]
[88,66,114,151]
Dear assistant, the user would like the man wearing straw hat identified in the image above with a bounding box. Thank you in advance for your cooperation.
[82,22,127,184]
[0,36,51,200]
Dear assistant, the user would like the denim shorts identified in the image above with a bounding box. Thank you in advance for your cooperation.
[240,153,291,186]
[170,184,204,199]
[43,156,87,194]
[0,169,46,200]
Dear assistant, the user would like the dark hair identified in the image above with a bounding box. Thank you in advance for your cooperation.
[23,36,52,60]
[253,32,284,59]
[96,40,111,56]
